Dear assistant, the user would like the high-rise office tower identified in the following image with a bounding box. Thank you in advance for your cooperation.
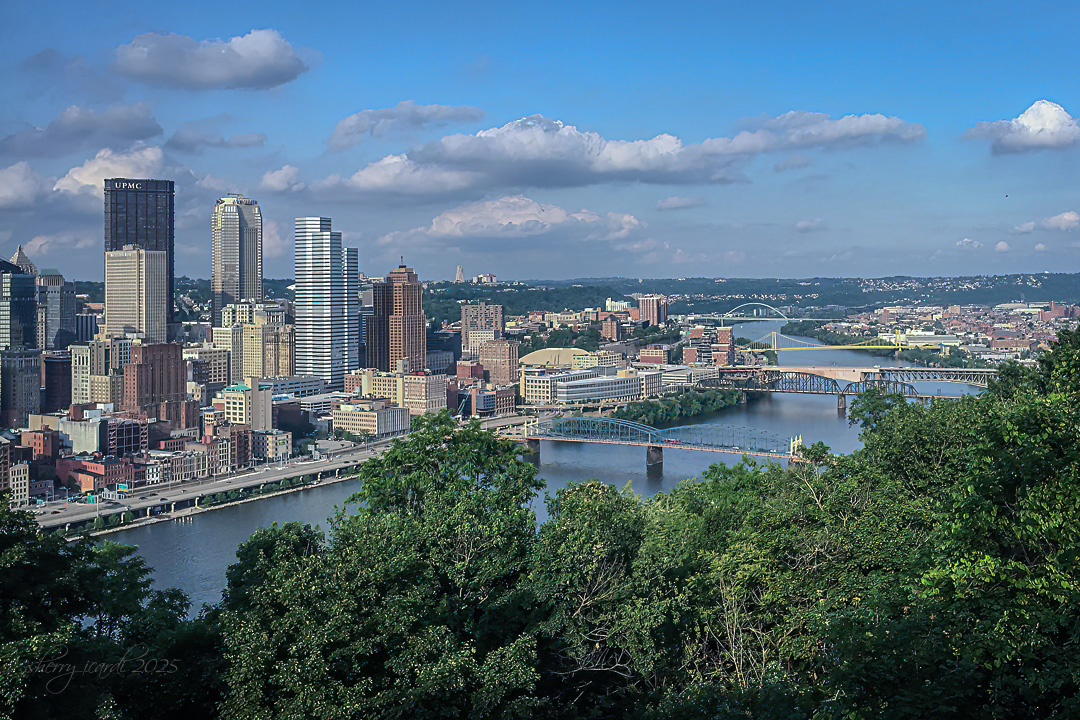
[461,302,504,355]
[478,338,519,386]
[0,259,37,350]
[1,348,40,427]
[104,178,175,324]
[364,280,391,371]
[103,246,168,342]
[343,247,360,373]
[70,338,130,405]
[455,265,465,283]
[210,195,263,325]
[41,351,72,412]
[638,295,668,327]
[36,269,76,350]
[387,263,426,373]
[294,218,347,389]
[213,300,294,383]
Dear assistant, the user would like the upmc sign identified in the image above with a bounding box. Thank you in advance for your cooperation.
[114,182,143,189]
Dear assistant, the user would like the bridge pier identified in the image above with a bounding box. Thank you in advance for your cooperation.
[837,394,847,413]
[523,438,541,466]
[646,445,663,474]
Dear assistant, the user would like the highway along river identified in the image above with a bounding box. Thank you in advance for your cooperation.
[108,320,983,609]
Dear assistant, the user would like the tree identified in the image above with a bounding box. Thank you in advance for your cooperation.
[220,413,546,719]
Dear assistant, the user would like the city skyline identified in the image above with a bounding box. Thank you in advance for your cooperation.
[5,2,1080,283]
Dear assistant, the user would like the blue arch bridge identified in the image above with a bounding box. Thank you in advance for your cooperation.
[501,417,802,472]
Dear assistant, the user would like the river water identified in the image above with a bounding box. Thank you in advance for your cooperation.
[108,321,981,609]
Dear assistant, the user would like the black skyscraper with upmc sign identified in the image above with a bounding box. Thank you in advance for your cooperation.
[104,178,175,323]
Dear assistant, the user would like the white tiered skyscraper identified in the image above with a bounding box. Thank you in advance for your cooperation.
[294,218,347,389]
[211,195,263,326]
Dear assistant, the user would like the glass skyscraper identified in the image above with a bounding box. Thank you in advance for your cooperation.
[104,178,175,323]
[0,259,37,350]
[294,217,347,389]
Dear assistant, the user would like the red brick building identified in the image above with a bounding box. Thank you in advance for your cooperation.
[56,455,135,493]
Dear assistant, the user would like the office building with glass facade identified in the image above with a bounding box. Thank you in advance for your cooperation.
[104,178,175,323]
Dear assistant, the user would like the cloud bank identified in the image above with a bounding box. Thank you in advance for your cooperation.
[113,29,312,90]
[0,103,162,157]
[318,110,923,197]
[328,101,484,149]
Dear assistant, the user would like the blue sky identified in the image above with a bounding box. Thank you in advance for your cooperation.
[3,0,1080,281]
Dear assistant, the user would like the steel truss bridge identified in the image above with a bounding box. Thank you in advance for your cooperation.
[501,417,800,470]
[742,331,950,353]
[700,366,994,409]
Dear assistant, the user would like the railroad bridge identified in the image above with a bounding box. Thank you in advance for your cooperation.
[701,366,993,410]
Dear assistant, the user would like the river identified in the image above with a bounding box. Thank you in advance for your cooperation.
[108,321,981,609]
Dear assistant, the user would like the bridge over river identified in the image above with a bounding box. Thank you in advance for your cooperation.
[701,365,994,410]
[500,417,801,471]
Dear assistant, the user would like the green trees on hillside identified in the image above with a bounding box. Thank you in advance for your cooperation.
[612,388,741,425]
[5,330,1080,717]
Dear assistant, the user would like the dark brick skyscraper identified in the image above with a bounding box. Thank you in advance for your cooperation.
[122,343,195,428]
[104,179,175,323]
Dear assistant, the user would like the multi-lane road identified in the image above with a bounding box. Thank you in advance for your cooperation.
[36,414,535,530]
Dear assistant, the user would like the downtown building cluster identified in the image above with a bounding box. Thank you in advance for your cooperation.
[0,178,524,511]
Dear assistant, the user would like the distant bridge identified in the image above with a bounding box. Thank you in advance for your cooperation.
[742,331,953,353]
[500,416,801,471]
[700,365,993,409]
[686,303,837,324]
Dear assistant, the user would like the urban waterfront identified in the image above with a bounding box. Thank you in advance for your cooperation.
[111,321,982,609]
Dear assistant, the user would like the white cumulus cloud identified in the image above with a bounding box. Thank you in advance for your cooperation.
[956,238,983,250]
[379,195,644,251]
[1042,210,1080,231]
[995,241,1011,253]
[259,165,305,193]
[113,29,312,90]
[0,162,52,208]
[54,146,164,197]
[314,154,478,196]
[262,219,287,258]
[1013,221,1036,234]
[966,100,1080,153]
[328,101,484,149]
[1035,243,1046,252]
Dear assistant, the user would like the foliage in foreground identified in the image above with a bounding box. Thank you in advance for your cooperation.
[5,331,1080,718]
